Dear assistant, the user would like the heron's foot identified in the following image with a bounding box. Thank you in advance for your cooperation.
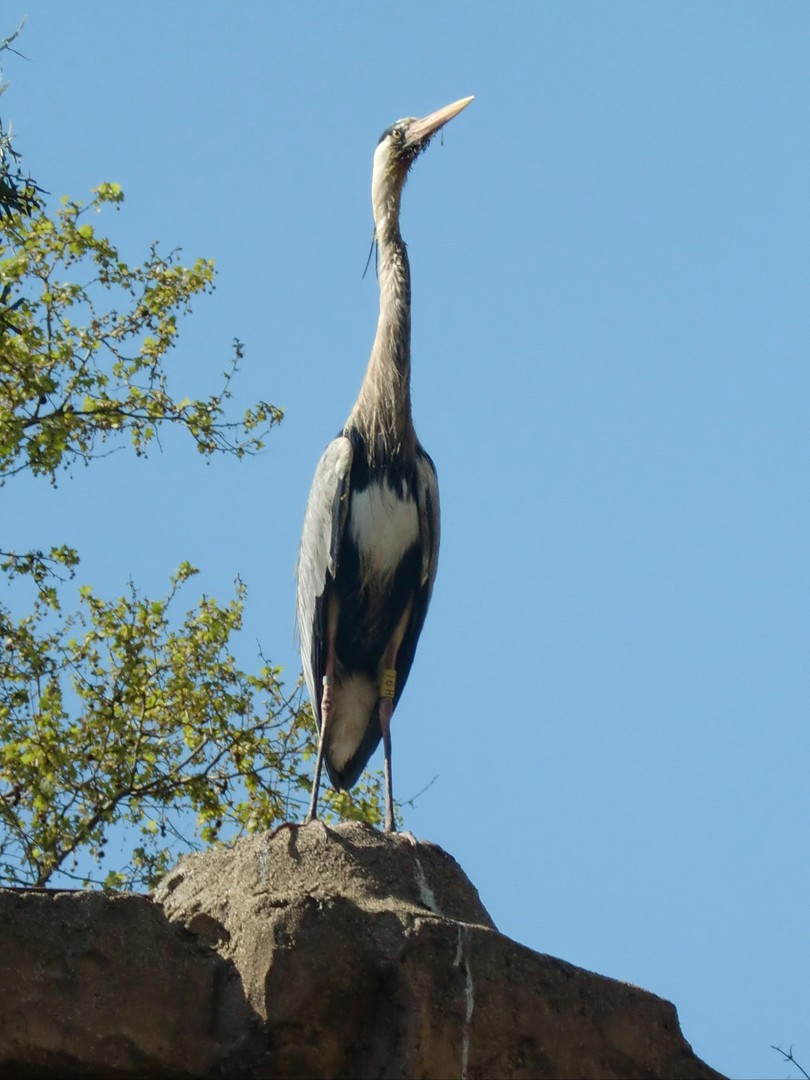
[269,820,300,839]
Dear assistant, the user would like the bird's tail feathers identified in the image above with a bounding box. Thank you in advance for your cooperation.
[325,672,381,790]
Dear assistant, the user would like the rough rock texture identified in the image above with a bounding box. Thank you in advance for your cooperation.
[0,886,257,1077]
[0,822,724,1079]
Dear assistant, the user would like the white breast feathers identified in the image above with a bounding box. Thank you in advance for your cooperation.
[347,478,419,578]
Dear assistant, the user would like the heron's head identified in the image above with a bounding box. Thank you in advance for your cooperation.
[371,96,473,226]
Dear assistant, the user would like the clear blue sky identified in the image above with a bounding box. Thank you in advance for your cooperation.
[4,5,809,1077]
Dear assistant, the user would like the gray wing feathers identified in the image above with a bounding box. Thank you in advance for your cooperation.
[415,453,440,593]
[295,436,353,715]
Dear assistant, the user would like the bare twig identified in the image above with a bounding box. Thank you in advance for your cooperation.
[0,17,28,61]
[772,1045,810,1080]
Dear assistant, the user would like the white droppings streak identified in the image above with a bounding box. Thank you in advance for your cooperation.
[406,838,475,1080]
[454,924,475,1080]
[411,844,442,915]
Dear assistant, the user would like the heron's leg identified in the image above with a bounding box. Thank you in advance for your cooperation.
[378,658,398,833]
[379,696,395,833]
[304,655,335,825]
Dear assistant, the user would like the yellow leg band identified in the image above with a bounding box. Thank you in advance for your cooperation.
[380,668,397,700]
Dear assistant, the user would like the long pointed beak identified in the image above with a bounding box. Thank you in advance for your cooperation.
[405,95,474,149]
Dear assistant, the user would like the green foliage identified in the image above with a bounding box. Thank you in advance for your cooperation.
[0,21,44,222]
[0,181,283,483]
[0,51,387,891]
[0,562,385,889]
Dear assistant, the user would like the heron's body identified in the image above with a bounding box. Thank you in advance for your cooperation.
[296,96,472,830]
[298,431,438,789]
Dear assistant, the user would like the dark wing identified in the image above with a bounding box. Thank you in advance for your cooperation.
[392,446,441,707]
[295,435,354,727]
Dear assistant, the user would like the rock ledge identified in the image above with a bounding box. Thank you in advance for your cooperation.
[0,822,724,1079]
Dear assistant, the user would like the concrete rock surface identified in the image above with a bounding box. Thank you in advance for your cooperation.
[1,822,725,1079]
[0,886,256,1077]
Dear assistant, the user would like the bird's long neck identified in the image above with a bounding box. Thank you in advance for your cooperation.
[348,177,416,464]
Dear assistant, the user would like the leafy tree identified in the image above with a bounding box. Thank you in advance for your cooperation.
[0,22,42,224]
[0,39,385,889]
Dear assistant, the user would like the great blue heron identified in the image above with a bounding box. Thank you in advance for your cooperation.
[296,95,473,832]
